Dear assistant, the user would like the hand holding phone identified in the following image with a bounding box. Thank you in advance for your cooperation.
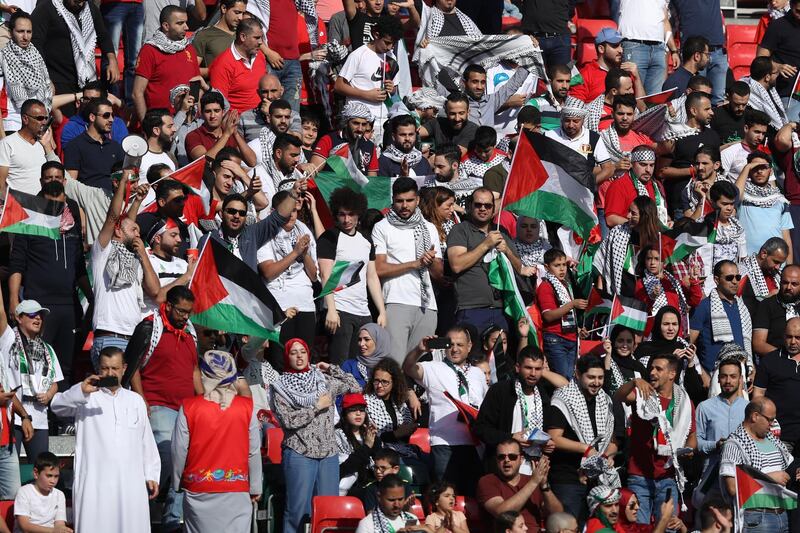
[426,337,452,350]
[93,376,119,388]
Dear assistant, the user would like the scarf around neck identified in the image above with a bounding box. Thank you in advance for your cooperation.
[381,144,423,167]
[745,76,787,130]
[742,180,788,208]
[0,42,52,109]
[543,271,576,332]
[514,238,551,267]
[145,29,190,54]
[515,379,543,436]
[551,380,614,452]
[386,207,432,307]
[52,0,97,88]
[11,328,55,394]
[631,172,668,226]
[709,289,752,356]
[372,506,417,533]
[741,253,780,301]
[425,6,482,39]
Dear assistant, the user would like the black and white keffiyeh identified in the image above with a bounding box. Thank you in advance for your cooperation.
[271,365,328,409]
[52,0,97,88]
[725,423,792,471]
[365,394,416,457]
[742,180,788,208]
[381,144,423,167]
[0,42,52,109]
[258,127,276,172]
[593,224,632,295]
[551,380,614,453]
[643,271,688,320]
[386,207,432,307]
[460,150,506,180]
[740,253,780,301]
[708,342,751,399]
[543,271,575,328]
[514,238,551,267]
[422,175,482,209]
[145,29,190,54]
[515,379,543,435]
[105,240,140,289]
[744,76,787,130]
[585,94,608,133]
[599,126,625,163]
[709,289,752,356]
[423,6,482,39]
[372,507,417,533]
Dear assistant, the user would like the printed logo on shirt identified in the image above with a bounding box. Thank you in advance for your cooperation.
[580,144,593,155]
[370,55,399,83]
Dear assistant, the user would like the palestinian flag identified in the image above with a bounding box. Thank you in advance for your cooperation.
[443,391,480,442]
[189,238,284,343]
[487,252,539,348]
[637,87,677,106]
[584,287,613,319]
[610,295,648,332]
[317,260,365,299]
[661,219,716,266]
[0,189,63,239]
[501,131,597,239]
[329,145,369,186]
[735,465,797,533]
[569,62,583,86]
[165,157,211,214]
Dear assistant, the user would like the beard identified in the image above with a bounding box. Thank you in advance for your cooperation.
[41,180,65,197]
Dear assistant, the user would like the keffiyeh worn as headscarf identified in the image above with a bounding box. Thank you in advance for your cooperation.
[406,87,445,111]
[52,0,96,88]
[708,342,751,399]
[562,96,588,119]
[342,102,373,122]
[271,338,329,409]
[587,486,620,516]
[357,323,391,374]
[0,42,52,109]
[199,350,238,410]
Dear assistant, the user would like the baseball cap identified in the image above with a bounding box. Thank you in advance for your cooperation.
[15,300,50,316]
[342,393,367,411]
[595,28,623,45]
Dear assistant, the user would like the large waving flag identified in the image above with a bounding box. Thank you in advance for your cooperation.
[735,465,797,533]
[0,189,64,239]
[487,252,539,348]
[189,238,284,343]
[610,295,648,332]
[501,131,597,239]
[661,219,717,266]
[328,145,369,187]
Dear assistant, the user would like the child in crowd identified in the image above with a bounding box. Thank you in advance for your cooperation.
[353,448,402,512]
[14,452,69,533]
[424,481,470,533]
[336,393,378,496]
[355,474,433,533]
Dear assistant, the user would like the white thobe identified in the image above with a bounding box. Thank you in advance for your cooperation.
[51,383,160,533]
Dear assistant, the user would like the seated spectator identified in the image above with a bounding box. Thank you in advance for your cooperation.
[682,146,722,220]
[342,323,391,388]
[355,474,433,533]
[336,393,379,496]
[584,486,619,533]
[425,481,470,533]
[310,102,379,177]
[460,127,507,181]
[709,81,751,144]
[476,440,562,531]
[63,98,125,192]
[662,36,710,96]
[720,110,771,182]
[185,91,257,166]
[545,512,579,533]
[239,74,295,143]
[494,511,528,533]
[13,452,67,533]
[418,93,479,156]
[352,448,401,511]
[379,115,433,177]
[0,99,59,195]
[60,81,128,147]
[209,18,267,113]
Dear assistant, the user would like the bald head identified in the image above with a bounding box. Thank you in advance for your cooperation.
[258,74,283,103]
[546,512,578,533]
[745,396,776,438]
[786,317,800,355]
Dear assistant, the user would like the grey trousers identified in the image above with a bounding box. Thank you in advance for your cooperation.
[385,303,437,364]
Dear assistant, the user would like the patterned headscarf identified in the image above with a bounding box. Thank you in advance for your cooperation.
[199,350,238,410]
[587,486,620,516]
[342,102,373,122]
[562,96,587,119]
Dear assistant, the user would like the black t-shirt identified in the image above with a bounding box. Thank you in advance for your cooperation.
[424,118,479,151]
[347,11,380,50]
[666,128,722,214]
[754,349,800,442]
[440,13,467,36]
[662,67,693,95]
[753,295,791,351]
[760,14,800,98]
[544,398,599,484]
[710,104,747,145]
[521,0,573,35]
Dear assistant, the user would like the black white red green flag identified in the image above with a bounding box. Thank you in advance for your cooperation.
[0,189,63,239]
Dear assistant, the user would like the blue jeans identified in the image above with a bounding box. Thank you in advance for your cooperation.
[627,475,678,524]
[537,34,572,69]
[597,208,609,240]
[551,483,589,526]
[282,449,339,533]
[150,405,183,529]
[270,59,302,113]
[101,2,143,104]
[742,509,789,533]
[90,334,129,370]
[699,48,728,105]
[430,445,482,497]
[0,445,20,499]
[544,332,577,379]
[455,308,508,336]
[623,41,667,96]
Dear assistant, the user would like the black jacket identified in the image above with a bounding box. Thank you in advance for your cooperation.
[474,379,551,454]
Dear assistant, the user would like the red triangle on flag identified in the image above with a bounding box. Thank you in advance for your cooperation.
[191,240,230,315]
[167,157,205,191]
[610,297,623,322]
[503,132,549,207]
[0,190,30,230]
[736,465,765,507]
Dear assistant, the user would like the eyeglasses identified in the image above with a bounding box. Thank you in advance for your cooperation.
[170,306,192,317]
[25,114,48,122]
[21,312,41,319]
[374,465,395,472]
[473,202,493,210]
[224,208,247,217]
[722,274,742,282]
[496,453,519,461]
[96,112,113,119]
[373,379,392,386]
[755,411,776,424]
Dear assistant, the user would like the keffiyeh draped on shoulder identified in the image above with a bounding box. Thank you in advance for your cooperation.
[551,380,614,453]
[52,0,97,88]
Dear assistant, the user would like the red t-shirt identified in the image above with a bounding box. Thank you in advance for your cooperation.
[185,126,238,158]
[628,395,695,480]
[313,133,379,173]
[208,48,268,112]
[135,44,201,111]
[569,62,607,103]
[604,175,663,221]
[536,279,577,341]
[268,0,300,59]
[780,148,800,205]
[140,316,198,410]
[476,474,544,532]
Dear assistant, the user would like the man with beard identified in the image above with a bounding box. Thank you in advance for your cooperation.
[192,0,246,77]
[60,81,129,146]
[459,63,530,130]
[424,144,478,209]
[89,171,160,369]
[240,76,299,142]
[585,486,621,533]
[739,237,789,316]
[546,356,618,523]
[136,180,190,259]
[570,28,645,105]
[0,99,59,196]
[662,36,711,97]
[721,110,771,182]
[710,81,751,144]
[311,102,379,176]
[257,133,304,201]
[8,161,90,388]
[753,265,800,357]
[140,218,195,315]
[185,91,257,166]
[139,108,177,178]
[248,99,295,173]
[598,95,656,180]
[209,18,268,113]
[63,98,125,192]
[418,93,479,156]
[378,115,432,177]
[605,145,668,228]
[529,64,571,131]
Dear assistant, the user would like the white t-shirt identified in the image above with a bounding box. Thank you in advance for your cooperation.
[142,251,188,315]
[256,221,317,312]
[0,132,50,195]
[511,393,540,475]
[91,239,145,335]
[418,360,487,446]
[617,0,667,42]
[355,512,418,533]
[13,484,67,532]
[0,78,22,133]
[546,127,612,163]
[9,337,64,430]
[0,327,20,392]
[371,217,442,311]
[139,151,176,182]
[486,64,538,136]
[721,142,752,183]
[338,45,399,129]
[317,228,374,316]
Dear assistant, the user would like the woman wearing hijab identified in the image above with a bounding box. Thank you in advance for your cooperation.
[602,326,646,396]
[171,350,262,533]
[341,323,391,388]
[615,488,686,533]
[272,338,361,533]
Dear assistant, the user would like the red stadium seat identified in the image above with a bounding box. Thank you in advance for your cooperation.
[728,42,758,80]
[576,0,612,19]
[463,496,482,533]
[311,496,365,533]
[726,24,758,50]
[577,42,598,66]
[265,427,283,464]
[575,18,617,66]
[0,501,12,529]
[409,428,431,454]
[410,498,425,521]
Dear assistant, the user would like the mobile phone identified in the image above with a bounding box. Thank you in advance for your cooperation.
[9,385,21,393]
[665,488,672,502]
[189,80,201,102]
[42,115,54,133]
[405,520,418,527]
[427,337,452,350]
[675,447,693,457]
[94,375,119,388]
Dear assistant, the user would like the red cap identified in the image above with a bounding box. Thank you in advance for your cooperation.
[342,393,367,411]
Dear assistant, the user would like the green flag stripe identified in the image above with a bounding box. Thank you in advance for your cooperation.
[2,221,61,239]
[742,494,798,510]
[191,304,280,344]
[505,189,597,239]
[488,253,539,348]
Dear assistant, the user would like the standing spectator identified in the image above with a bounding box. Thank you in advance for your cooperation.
[248,101,297,194]
[743,57,788,132]
[141,217,192,313]
[757,0,800,120]
[209,18,268,114]
[690,261,753,373]
[252,132,303,202]
[318,188,386,363]
[139,108,177,178]
[476,442,562,530]
[459,127,507,181]
[404,327,488,496]
[132,5,201,120]
[272,338,360,533]
[682,146,721,220]
[597,95,656,186]
[447,187,523,333]
[618,0,678,95]
[602,325,645,395]
[8,162,88,388]
[528,65,571,131]
[13,452,68,533]
[192,0,245,77]
[0,99,58,194]
[239,74,296,142]
[570,28,644,104]
[426,144,479,209]
[379,115,432,177]
[519,0,572,67]
[141,0,205,46]
[185,92,257,166]
[753,318,800,453]
[614,355,697,524]
[372,178,443,363]
[721,110,771,182]
[418,93,479,155]
[605,146,667,229]
[60,81,129,147]
[342,0,382,50]
[459,64,529,130]
[707,181,748,269]
[752,266,800,357]
[739,237,788,316]
[63,98,124,192]
[50,347,160,533]
[30,0,117,98]
[171,350,262,532]
[101,0,143,105]
[670,0,728,105]
[662,36,710,96]
[710,81,751,144]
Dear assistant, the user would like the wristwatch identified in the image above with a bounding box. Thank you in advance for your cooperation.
[20,415,31,422]
[540,483,551,492]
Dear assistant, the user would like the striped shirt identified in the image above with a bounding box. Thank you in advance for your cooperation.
[719,425,791,478]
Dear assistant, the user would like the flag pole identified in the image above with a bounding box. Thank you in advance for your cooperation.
[496,130,523,231]
[786,71,800,121]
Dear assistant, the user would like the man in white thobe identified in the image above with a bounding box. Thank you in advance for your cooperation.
[51,346,160,533]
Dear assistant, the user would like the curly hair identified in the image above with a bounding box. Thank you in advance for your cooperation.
[329,187,368,219]
[420,186,455,242]
[364,359,408,406]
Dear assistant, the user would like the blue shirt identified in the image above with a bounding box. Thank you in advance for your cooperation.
[60,114,128,147]
[695,394,747,469]
[671,0,725,46]
[690,296,745,371]
[738,202,794,256]
[662,66,693,95]
[62,132,125,191]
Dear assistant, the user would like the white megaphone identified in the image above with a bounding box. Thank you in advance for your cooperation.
[121,135,148,172]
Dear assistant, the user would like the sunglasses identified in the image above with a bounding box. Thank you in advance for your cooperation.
[25,114,48,122]
[224,208,247,217]
[473,202,493,210]
[496,453,519,461]
[96,112,113,119]
[21,312,41,319]
[722,274,742,282]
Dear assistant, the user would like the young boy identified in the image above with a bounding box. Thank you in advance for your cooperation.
[300,113,320,162]
[14,452,69,533]
[536,249,587,379]
[355,475,434,533]
[354,449,401,512]
[708,180,747,269]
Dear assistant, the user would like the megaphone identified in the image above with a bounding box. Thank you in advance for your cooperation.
[121,135,148,172]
